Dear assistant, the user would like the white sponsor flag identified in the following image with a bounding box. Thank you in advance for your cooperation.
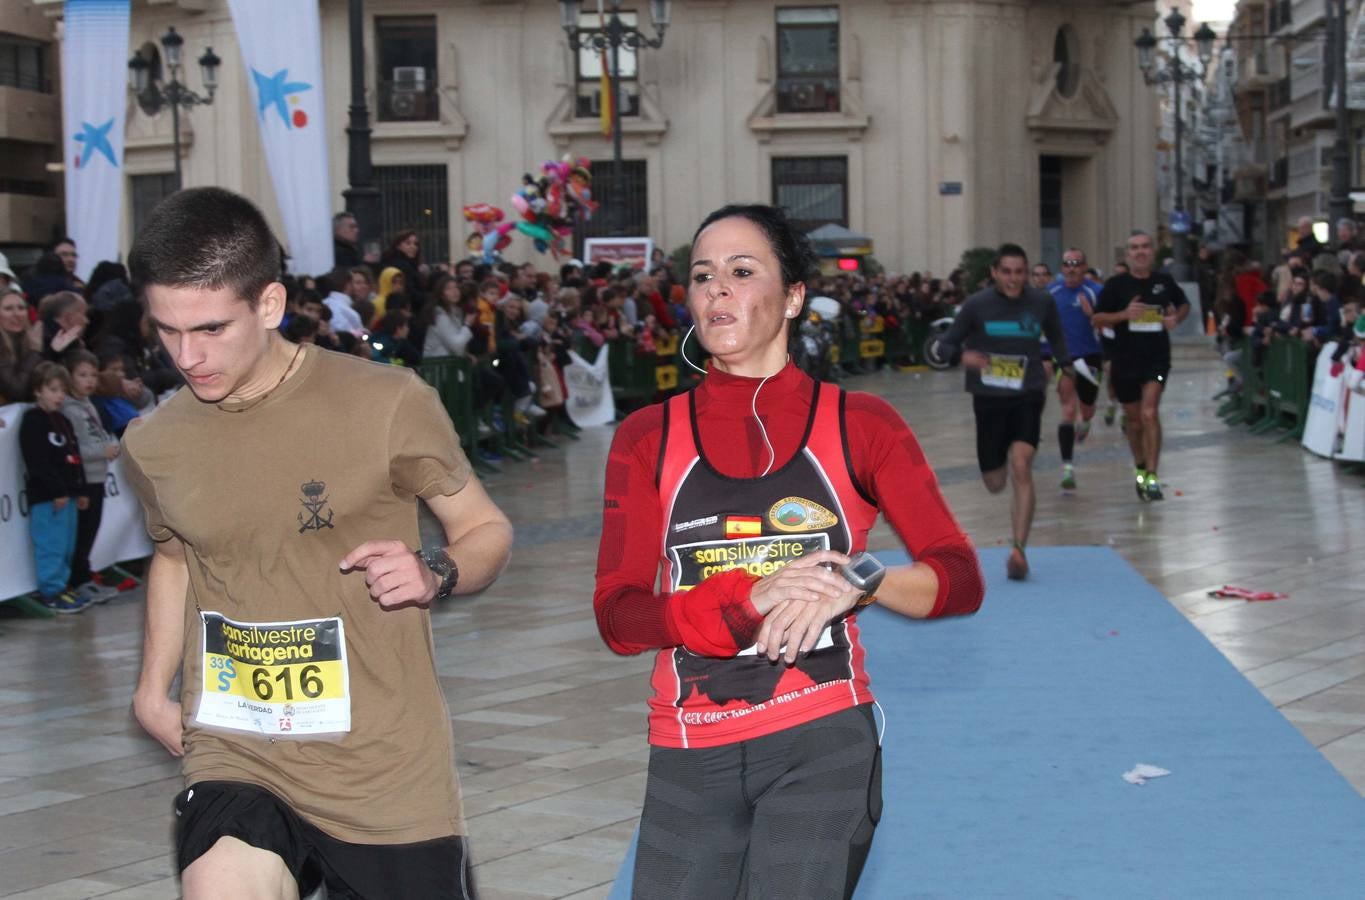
[564,346,616,428]
[62,0,130,282]
[228,0,334,276]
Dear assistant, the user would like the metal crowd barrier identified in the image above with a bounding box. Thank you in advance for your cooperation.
[1219,336,1313,440]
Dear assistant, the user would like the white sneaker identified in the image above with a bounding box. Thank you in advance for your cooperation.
[526,403,547,419]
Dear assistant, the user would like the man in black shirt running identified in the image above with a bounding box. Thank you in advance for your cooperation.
[935,243,1071,581]
[1092,231,1190,501]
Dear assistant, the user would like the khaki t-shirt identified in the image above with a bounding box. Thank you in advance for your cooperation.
[122,345,472,844]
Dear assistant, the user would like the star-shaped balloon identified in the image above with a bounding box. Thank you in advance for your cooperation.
[74,119,117,168]
[251,67,312,128]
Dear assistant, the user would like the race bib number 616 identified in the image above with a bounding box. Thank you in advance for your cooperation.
[196,611,351,737]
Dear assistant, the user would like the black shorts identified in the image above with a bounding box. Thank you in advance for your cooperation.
[1063,353,1105,407]
[972,393,1044,472]
[174,781,473,899]
[1111,361,1170,405]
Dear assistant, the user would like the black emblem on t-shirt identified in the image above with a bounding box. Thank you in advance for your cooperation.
[298,479,335,533]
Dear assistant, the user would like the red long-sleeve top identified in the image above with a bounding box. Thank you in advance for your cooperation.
[594,363,983,655]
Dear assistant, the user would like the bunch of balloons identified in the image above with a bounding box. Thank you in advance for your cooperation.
[510,157,599,258]
[462,203,515,265]
[462,157,600,262]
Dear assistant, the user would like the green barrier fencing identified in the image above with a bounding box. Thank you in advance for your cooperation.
[1222,336,1312,439]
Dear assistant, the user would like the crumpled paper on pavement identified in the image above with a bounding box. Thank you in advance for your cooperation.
[1122,763,1171,786]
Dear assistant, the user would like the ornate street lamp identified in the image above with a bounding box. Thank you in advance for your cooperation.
[559,0,671,236]
[127,26,221,190]
[1135,8,1217,280]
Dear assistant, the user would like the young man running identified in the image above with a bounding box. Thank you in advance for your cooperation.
[935,244,1071,580]
[124,188,512,900]
[1047,248,1105,490]
[1092,231,1190,501]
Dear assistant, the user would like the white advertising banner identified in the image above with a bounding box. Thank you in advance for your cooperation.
[61,0,131,282]
[227,0,334,276]
[563,346,615,428]
[1,403,154,602]
[1303,342,1344,459]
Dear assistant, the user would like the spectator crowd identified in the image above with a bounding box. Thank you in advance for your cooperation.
[5,207,1364,614]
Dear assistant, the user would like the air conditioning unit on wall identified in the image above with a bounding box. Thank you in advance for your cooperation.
[788,82,827,111]
[389,66,428,120]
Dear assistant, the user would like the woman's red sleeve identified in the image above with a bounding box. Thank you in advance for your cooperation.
[593,406,764,656]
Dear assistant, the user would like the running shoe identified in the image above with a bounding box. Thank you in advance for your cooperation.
[1060,464,1076,491]
[73,581,118,604]
[1134,467,1148,501]
[1144,472,1164,501]
[1076,420,1091,443]
[41,591,93,615]
[1103,403,1117,426]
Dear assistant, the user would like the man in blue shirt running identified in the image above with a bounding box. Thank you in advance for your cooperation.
[1047,248,1104,491]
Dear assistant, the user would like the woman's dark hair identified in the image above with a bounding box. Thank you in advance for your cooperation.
[388,229,420,255]
[128,187,281,307]
[377,310,408,334]
[690,204,818,288]
[423,274,458,327]
[32,252,65,278]
[284,316,318,342]
[85,261,128,300]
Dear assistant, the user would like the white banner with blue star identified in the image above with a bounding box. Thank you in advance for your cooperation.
[228,0,333,276]
[62,0,130,282]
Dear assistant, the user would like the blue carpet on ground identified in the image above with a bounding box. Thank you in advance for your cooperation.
[609,546,1365,898]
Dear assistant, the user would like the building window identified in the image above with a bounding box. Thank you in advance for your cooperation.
[776,7,840,114]
[771,156,847,233]
[574,11,640,119]
[130,173,179,239]
[374,164,449,264]
[577,160,648,241]
[376,17,438,123]
[0,36,50,93]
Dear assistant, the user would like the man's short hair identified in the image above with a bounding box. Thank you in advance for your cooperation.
[333,211,357,227]
[128,187,282,308]
[1312,270,1339,293]
[993,243,1028,267]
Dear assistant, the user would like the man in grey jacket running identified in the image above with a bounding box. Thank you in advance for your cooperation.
[934,243,1071,581]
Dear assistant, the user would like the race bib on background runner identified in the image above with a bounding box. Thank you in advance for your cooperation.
[1131,304,1165,333]
[196,611,351,737]
[981,353,1028,390]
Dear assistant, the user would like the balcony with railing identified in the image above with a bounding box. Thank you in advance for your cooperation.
[1269,0,1292,33]
[1269,77,1292,112]
[1239,48,1275,87]
[1269,156,1289,189]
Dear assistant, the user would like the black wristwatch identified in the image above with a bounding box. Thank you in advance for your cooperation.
[841,551,887,609]
[420,548,459,601]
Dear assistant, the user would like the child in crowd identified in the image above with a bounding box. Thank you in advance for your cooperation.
[19,362,89,614]
[91,352,148,436]
[61,349,121,603]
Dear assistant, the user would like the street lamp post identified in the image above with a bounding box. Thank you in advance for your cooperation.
[559,0,670,236]
[1136,8,1216,282]
[343,0,382,260]
[1329,0,1352,228]
[127,27,221,191]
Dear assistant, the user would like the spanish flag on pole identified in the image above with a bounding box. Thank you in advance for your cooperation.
[599,48,614,138]
[725,516,763,539]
